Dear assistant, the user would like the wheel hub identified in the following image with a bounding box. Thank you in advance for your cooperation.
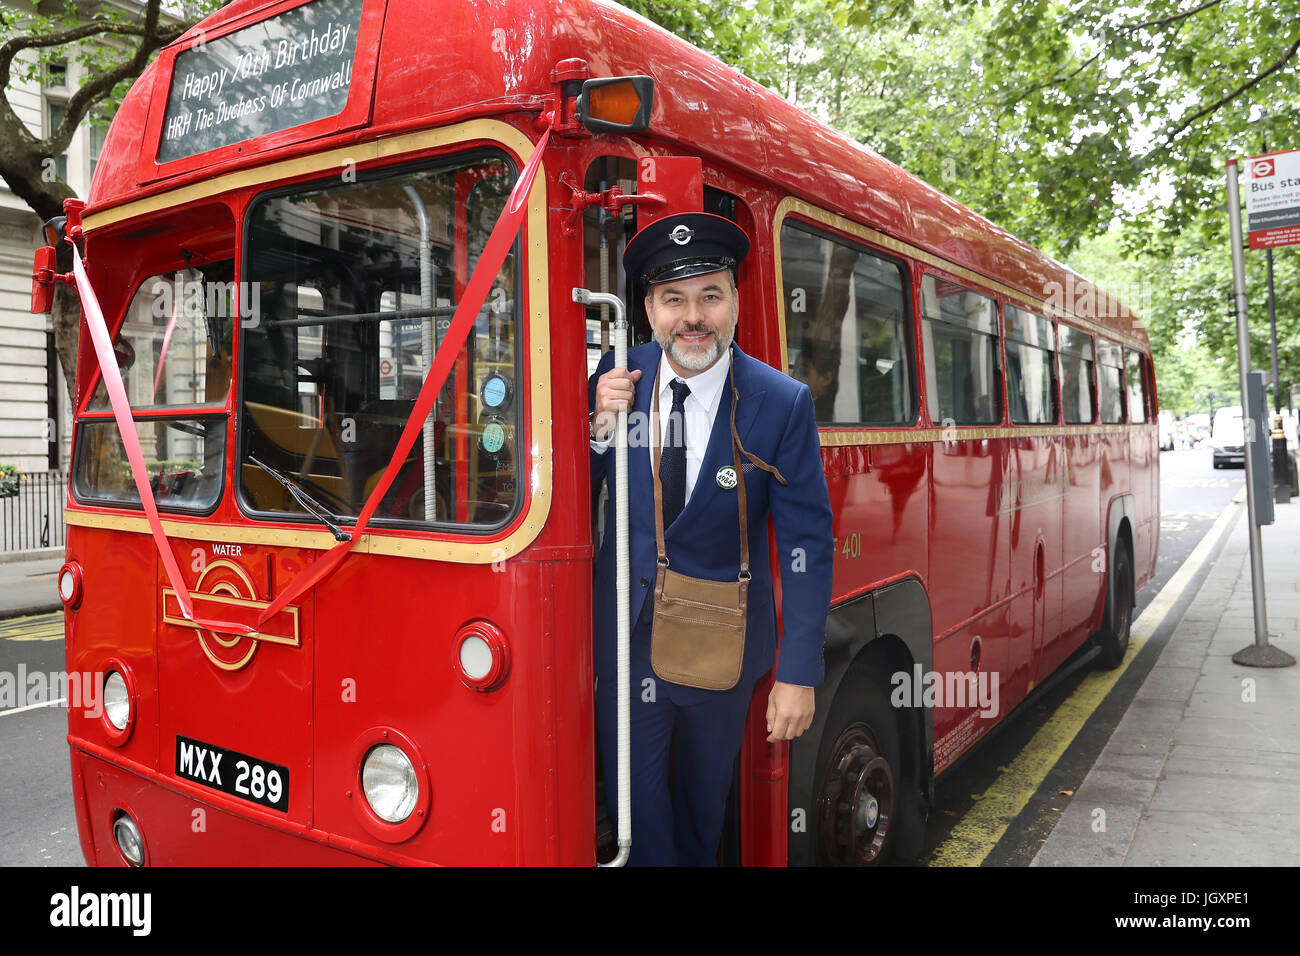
[818,722,895,865]
[858,792,879,829]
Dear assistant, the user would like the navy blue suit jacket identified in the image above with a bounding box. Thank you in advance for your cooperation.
[589,341,833,693]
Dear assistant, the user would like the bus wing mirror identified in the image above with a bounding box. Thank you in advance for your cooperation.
[577,76,653,133]
[31,245,57,314]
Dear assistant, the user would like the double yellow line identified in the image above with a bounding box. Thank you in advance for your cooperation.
[0,611,63,643]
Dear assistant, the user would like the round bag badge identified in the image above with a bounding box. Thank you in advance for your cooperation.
[715,466,738,490]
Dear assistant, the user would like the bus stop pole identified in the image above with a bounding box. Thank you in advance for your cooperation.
[1226,160,1295,668]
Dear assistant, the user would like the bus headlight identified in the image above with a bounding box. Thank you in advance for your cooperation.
[104,672,130,731]
[99,660,136,746]
[350,728,429,841]
[361,744,418,823]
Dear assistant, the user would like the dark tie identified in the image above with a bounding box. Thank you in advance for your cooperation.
[661,378,691,527]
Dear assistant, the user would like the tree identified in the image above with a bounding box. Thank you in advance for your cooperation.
[626,0,1300,407]
[0,0,219,404]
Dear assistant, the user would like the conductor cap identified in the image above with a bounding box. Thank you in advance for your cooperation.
[623,213,750,288]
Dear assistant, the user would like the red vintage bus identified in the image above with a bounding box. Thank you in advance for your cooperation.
[37,0,1157,866]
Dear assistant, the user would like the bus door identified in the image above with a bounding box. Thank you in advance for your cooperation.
[578,153,760,863]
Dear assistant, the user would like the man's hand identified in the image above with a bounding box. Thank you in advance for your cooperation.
[592,367,642,440]
[766,681,815,743]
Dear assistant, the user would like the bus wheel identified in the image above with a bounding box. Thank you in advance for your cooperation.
[815,688,899,866]
[1094,541,1133,669]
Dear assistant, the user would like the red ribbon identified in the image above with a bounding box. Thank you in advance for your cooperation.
[75,127,550,634]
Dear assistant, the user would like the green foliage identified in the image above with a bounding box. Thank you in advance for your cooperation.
[0,1,222,182]
[0,464,21,498]
[622,0,1300,416]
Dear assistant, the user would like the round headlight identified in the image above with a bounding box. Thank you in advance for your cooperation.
[362,744,418,823]
[104,671,130,731]
[113,812,145,866]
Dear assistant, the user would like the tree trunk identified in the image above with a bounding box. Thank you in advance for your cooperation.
[52,279,80,410]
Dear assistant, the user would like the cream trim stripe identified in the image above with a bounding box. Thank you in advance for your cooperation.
[817,423,1155,448]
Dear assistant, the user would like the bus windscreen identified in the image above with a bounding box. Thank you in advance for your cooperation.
[157,0,363,163]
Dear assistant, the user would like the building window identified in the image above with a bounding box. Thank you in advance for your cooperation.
[89,122,107,178]
[46,100,68,183]
[45,60,68,88]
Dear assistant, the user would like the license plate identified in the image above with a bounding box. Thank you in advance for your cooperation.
[175,734,289,812]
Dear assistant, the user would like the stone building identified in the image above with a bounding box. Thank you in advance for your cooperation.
[0,49,95,475]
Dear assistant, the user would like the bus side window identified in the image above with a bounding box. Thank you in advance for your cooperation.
[1125,348,1148,424]
[920,274,1000,426]
[780,220,915,426]
[1097,339,1126,424]
[1059,326,1096,424]
[1004,305,1057,425]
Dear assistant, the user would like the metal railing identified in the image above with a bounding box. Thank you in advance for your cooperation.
[0,471,67,552]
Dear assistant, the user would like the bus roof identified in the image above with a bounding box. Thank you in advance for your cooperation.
[88,0,1146,347]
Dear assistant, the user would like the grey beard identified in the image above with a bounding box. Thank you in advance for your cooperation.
[655,324,734,371]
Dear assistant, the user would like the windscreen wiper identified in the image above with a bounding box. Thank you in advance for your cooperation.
[247,454,352,542]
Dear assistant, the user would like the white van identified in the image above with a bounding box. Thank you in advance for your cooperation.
[1211,406,1245,468]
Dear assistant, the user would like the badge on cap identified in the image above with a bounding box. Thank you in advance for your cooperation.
[669,224,694,245]
[716,466,738,489]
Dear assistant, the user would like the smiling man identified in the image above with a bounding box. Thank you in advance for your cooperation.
[588,212,834,866]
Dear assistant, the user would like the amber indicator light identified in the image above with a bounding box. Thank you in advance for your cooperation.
[578,75,653,133]
[589,81,641,125]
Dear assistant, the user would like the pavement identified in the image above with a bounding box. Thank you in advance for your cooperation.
[0,548,63,619]
[1033,489,1300,866]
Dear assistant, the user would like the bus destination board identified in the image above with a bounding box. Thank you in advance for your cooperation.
[157,0,364,163]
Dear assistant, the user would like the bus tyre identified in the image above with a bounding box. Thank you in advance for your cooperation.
[814,677,903,866]
[1094,541,1133,670]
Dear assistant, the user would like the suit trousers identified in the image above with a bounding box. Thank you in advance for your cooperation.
[596,594,759,866]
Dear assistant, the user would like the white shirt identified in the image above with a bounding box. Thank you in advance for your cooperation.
[592,348,731,504]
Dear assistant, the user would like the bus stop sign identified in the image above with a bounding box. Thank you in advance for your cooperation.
[1245,148,1300,249]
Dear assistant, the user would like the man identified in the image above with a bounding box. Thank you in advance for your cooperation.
[589,212,833,866]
